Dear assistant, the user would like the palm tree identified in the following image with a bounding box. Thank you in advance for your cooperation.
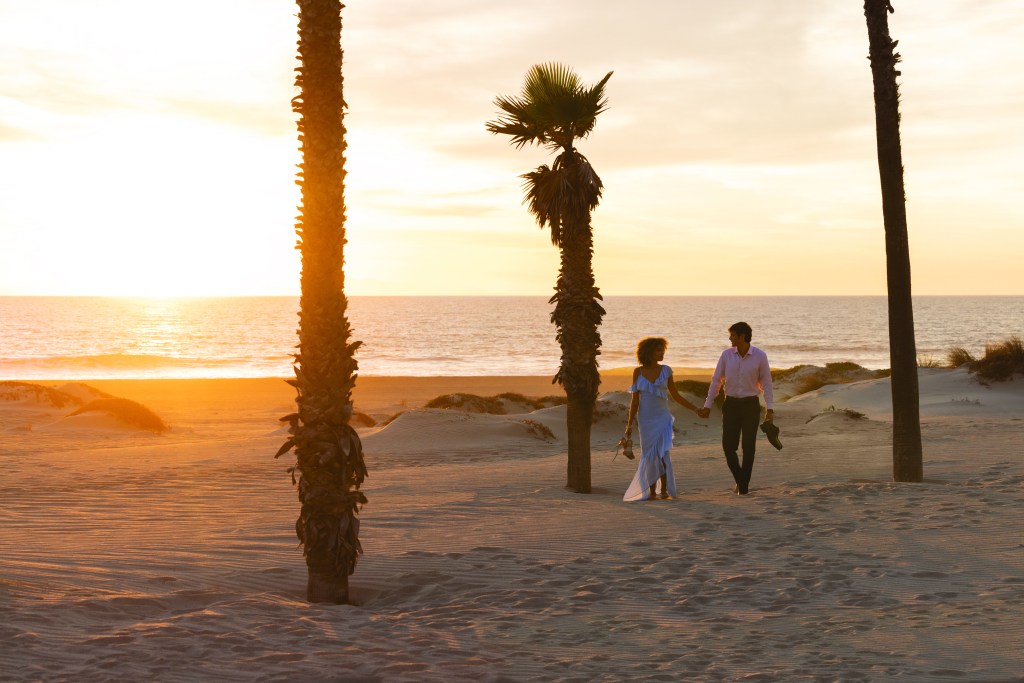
[863,0,923,482]
[276,0,367,604]
[487,63,612,493]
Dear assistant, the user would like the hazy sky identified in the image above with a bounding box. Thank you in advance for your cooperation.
[1,0,1021,296]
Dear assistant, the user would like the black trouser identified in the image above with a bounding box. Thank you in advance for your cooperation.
[722,395,761,493]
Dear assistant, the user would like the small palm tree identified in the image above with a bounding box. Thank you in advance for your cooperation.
[863,0,923,481]
[487,63,612,493]
[276,0,367,603]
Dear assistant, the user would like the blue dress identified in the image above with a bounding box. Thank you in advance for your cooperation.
[623,364,678,502]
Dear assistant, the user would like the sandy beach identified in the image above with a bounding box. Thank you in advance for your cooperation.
[1,369,1022,681]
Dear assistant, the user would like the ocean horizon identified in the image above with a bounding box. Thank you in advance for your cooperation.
[2,295,1022,380]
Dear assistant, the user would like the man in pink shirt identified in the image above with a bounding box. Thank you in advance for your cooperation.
[697,322,775,495]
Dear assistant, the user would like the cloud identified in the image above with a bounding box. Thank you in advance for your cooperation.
[342,1,885,175]
[387,202,500,219]
[0,1,297,139]
[2,0,1022,295]
[0,122,39,142]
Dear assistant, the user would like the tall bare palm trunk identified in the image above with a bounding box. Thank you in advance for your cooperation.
[864,0,923,482]
[277,0,367,604]
[552,210,603,493]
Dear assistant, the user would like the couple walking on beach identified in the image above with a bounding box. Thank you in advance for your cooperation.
[622,322,776,502]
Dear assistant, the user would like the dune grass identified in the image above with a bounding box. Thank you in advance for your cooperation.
[378,395,565,433]
[520,419,556,440]
[351,411,377,427]
[946,346,976,368]
[807,405,867,423]
[674,380,723,408]
[679,364,883,402]
[494,392,566,409]
[770,364,814,383]
[771,363,887,395]
[425,392,567,415]
[425,393,507,414]
[68,398,169,433]
[0,381,83,409]
[821,361,865,374]
[949,336,1024,383]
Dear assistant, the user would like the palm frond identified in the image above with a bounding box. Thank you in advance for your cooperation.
[522,62,581,106]
[519,151,604,246]
[486,94,549,148]
[486,63,613,152]
[576,70,613,137]
[521,164,562,244]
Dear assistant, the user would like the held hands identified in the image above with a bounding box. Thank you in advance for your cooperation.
[696,407,711,419]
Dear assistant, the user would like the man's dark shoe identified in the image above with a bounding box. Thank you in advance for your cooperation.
[760,420,783,450]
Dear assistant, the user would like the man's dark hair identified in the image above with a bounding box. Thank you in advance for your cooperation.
[729,322,752,343]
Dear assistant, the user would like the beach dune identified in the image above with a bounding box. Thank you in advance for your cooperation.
[1,369,1022,681]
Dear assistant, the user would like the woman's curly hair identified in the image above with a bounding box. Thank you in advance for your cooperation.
[636,337,668,365]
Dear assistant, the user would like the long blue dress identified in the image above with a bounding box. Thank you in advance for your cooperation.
[623,364,678,502]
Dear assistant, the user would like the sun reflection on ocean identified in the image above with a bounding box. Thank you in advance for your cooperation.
[1,296,1023,380]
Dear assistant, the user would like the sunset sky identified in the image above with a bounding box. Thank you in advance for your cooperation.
[1,0,1021,297]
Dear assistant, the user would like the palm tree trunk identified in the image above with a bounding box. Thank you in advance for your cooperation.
[280,0,367,604]
[864,0,923,482]
[564,396,594,492]
[551,210,604,494]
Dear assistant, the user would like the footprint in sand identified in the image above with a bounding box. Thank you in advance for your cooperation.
[912,570,949,579]
[147,575,179,583]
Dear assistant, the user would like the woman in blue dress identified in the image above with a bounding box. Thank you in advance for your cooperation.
[623,337,701,502]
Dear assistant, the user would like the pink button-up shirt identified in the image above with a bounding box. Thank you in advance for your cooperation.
[704,345,775,410]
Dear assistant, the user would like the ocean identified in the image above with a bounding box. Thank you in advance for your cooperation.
[1,296,1021,380]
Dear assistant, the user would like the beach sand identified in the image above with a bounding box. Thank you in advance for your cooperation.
[1,369,1022,681]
